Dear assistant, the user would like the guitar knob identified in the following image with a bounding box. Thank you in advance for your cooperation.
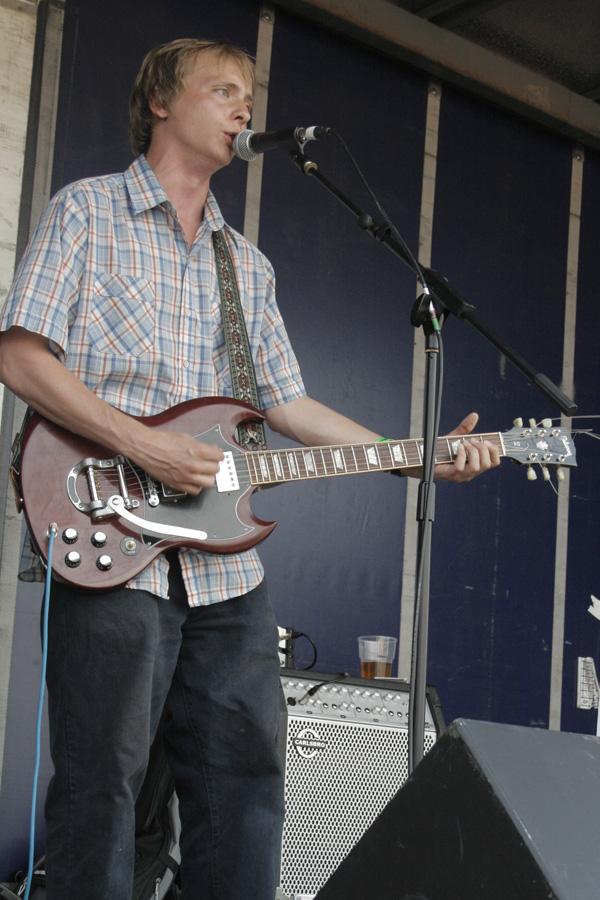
[527,466,538,481]
[541,465,551,481]
[96,554,113,571]
[513,417,523,428]
[541,418,553,429]
[91,531,107,547]
[65,550,81,567]
[62,527,78,544]
[528,418,537,428]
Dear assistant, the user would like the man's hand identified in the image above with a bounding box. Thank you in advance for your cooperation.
[435,412,501,483]
[131,427,224,495]
[401,412,501,482]
[0,328,225,496]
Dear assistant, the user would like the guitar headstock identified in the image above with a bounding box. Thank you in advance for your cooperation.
[501,418,576,478]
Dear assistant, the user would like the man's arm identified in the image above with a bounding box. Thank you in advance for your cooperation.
[265,395,500,482]
[0,327,222,494]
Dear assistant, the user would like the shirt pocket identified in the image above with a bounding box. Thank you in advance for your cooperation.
[88,272,155,357]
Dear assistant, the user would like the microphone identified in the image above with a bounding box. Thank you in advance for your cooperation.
[233,125,330,161]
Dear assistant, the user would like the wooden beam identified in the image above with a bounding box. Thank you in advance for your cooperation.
[273,0,600,149]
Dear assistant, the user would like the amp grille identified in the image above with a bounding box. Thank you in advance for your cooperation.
[279,671,442,897]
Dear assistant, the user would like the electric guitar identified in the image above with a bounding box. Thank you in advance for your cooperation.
[12,396,576,590]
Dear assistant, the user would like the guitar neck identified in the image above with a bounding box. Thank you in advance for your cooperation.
[244,432,504,486]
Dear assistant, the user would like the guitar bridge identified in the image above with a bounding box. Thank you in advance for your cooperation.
[67,455,140,517]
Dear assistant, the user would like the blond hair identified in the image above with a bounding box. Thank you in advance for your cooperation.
[129,38,255,156]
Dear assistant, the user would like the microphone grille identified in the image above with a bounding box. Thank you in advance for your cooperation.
[233,130,257,162]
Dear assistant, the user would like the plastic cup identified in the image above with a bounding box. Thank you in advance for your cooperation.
[358,635,397,679]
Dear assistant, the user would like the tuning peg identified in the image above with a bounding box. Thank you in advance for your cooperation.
[541,418,552,429]
[557,467,566,482]
[541,465,551,481]
[513,417,523,428]
[529,418,537,428]
[527,466,537,481]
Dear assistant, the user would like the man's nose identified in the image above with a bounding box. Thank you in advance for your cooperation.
[235,105,251,126]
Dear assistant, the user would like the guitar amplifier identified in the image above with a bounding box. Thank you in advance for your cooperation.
[279,670,444,899]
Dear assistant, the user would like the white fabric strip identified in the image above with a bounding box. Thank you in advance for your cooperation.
[242,4,276,246]
[548,147,583,730]
[397,81,441,679]
[0,0,64,791]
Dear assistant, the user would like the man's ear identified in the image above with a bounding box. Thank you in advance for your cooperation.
[148,93,169,120]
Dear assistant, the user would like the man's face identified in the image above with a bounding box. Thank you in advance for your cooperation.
[150,50,253,172]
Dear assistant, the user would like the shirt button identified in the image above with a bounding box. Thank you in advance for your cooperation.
[183,361,189,368]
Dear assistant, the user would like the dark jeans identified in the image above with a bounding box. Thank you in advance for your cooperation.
[44,560,285,900]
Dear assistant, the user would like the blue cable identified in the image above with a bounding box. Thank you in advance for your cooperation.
[23,523,56,900]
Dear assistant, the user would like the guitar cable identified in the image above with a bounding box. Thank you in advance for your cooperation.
[287,672,350,706]
[21,522,56,900]
[327,129,431,299]
[289,629,318,670]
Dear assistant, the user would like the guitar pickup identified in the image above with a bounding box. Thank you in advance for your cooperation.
[216,452,239,493]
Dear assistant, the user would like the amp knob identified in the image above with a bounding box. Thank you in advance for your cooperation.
[96,555,113,571]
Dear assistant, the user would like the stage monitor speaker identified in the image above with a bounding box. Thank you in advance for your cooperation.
[316,717,600,900]
[279,670,444,898]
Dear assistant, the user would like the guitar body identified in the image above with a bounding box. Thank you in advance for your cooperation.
[19,397,276,590]
[15,396,576,591]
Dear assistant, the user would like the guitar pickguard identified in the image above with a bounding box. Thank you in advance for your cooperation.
[67,425,255,546]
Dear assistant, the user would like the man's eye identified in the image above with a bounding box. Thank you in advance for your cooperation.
[216,87,229,96]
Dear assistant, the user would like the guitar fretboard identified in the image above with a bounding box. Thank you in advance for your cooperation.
[244,433,504,486]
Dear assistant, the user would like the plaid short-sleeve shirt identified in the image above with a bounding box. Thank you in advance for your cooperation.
[1,155,306,605]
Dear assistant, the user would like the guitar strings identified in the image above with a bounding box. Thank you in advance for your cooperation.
[78,425,575,495]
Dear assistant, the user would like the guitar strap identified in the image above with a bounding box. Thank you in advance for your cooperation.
[212,229,267,450]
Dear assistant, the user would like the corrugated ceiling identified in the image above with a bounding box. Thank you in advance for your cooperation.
[394,0,600,99]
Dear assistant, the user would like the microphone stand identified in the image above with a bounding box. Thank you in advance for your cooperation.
[287,148,577,773]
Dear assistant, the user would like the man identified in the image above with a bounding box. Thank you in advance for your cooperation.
[0,39,499,900]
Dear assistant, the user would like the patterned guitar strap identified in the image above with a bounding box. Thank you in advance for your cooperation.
[212,229,267,451]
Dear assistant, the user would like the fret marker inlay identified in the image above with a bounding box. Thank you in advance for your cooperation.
[303,450,316,473]
[287,453,298,477]
[391,444,404,464]
[259,456,269,480]
[366,447,379,467]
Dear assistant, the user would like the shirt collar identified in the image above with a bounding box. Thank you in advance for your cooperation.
[124,155,227,234]
[124,155,168,214]
[202,189,226,233]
